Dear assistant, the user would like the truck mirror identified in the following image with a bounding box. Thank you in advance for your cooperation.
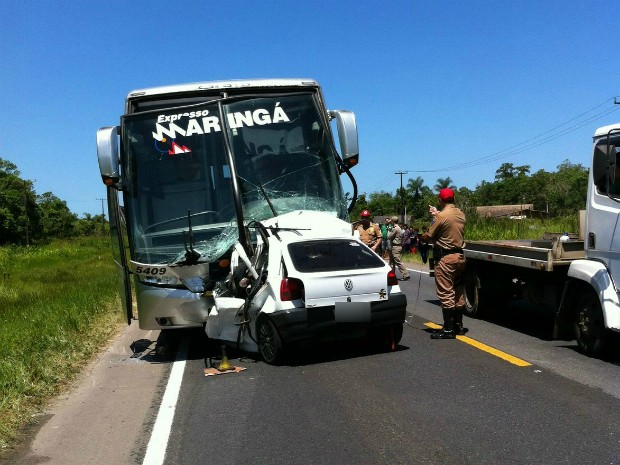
[330,110,359,169]
[97,126,121,188]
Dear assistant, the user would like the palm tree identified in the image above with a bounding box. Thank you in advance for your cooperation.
[433,177,456,193]
[406,176,425,197]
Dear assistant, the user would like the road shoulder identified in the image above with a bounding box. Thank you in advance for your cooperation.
[2,324,167,465]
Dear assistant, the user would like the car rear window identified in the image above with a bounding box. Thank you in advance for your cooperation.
[288,239,385,273]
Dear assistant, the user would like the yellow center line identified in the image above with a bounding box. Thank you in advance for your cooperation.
[424,322,532,367]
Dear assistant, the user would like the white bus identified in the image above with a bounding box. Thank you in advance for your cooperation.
[97,79,406,363]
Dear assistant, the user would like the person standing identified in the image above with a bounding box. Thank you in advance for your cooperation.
[355,210,382,253]
[380,218,390,258]
[420,188,466,339]
[388,216,410,281]
[419,226,429,263]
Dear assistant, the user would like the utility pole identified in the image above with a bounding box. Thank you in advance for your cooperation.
[97,198,106,235]
[395,171,408,222]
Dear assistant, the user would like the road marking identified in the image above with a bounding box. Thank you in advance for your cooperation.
[406,267,430,275]
[424,322,532,367]
[143,338,189,465]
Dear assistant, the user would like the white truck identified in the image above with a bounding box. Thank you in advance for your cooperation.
[96,79,406,363]
[463,123,620,357]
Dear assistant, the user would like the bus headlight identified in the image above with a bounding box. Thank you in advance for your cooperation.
[139,275,179,286]
[180,276,206,293]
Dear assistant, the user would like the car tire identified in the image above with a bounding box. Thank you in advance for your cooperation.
[257,316,284,365]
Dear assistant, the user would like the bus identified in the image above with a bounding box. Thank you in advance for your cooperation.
[97,79,406,363]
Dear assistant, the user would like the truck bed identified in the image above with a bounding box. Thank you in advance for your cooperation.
[463,237,585,272]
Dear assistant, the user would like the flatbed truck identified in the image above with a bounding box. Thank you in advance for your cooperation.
[463,123,620,357]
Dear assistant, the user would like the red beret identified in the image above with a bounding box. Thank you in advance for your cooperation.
[438,188,455,202]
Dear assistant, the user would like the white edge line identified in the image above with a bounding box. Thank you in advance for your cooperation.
[142,338,189,465]
[407,267,430,275]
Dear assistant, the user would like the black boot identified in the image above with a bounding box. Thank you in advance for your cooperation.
[431,308,456,339]
[454,307,468,335]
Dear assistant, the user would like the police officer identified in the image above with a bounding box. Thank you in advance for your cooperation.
[355,210,382,252]
[387,216,410,281]
[420,188,467,339]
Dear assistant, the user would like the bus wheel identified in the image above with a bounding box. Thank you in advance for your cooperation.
[574,292,609,357]
[257,316,284,365]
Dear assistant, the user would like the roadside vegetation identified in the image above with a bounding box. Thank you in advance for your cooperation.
[352,160,588,223]
[463,215,579,241]
[0,237,122,450]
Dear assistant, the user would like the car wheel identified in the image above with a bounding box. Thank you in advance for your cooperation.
[257,316,284,365]
[574,292,609,357]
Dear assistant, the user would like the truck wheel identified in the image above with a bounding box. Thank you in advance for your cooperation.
[464,272,483,318]
[257,316,284,365]
[574,292,609,357]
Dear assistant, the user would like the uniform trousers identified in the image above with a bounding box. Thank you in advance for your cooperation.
[434,253,466,309]
[390,245,410,279]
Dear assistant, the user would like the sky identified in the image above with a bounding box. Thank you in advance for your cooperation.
[1,0,619,217]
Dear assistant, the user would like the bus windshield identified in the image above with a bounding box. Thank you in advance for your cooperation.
[121,93,347,264]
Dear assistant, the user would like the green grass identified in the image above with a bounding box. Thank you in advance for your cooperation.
[463,215,579,241]
[0,237,122,450]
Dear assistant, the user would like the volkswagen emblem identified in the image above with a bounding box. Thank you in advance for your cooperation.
[344,279,353,292]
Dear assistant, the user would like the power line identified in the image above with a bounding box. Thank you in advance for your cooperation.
[407,96,620,174]
[367,172,397,192]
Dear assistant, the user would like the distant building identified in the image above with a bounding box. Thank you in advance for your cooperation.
[476,204,549,219]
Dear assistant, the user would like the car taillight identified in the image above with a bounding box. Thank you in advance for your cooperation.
[280,278,305,301]
[387,270,398,286]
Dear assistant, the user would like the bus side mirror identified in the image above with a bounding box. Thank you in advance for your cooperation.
[330,110,359,169]
[97,126,121,189]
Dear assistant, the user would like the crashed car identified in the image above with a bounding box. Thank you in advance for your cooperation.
[205,210,407,364]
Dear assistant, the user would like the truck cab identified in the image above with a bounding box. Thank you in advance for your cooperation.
[556,123,620,354]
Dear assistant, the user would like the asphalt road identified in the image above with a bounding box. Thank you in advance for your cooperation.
[4,264,620,464]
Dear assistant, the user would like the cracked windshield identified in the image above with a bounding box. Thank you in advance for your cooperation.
[122,93,347,264]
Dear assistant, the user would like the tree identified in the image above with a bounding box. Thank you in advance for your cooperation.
[494,163,531,181]
[367,191,397,217]
[433,177,456,193]
[405,176,432,221]
[546,160,588,215]
[0,158,20,177]
[75,213,107,236]
[36,192,77,239]
[0,157,39,245]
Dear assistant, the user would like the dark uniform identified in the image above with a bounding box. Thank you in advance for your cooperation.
[422,189,467,339]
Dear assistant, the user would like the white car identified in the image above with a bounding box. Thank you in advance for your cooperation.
[205,211,407,364]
